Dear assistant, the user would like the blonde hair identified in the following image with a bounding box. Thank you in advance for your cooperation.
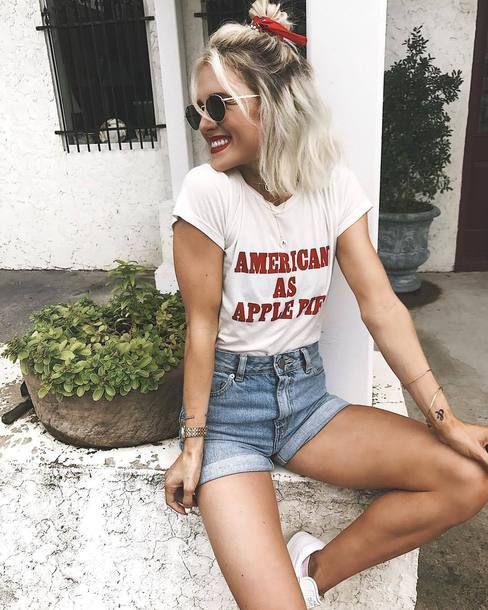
[188,0,344,197]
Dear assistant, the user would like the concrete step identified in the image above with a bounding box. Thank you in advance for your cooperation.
[0,346,417,609]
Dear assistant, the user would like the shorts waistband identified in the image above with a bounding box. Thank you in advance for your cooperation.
[213,341,321,377]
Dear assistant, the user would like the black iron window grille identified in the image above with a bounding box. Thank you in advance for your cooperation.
[195,0,307,59]
[36,0,166,153]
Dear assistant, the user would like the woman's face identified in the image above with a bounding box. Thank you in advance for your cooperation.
[195,64,261,173]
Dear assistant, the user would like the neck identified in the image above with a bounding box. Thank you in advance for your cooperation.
[237,163,291,206]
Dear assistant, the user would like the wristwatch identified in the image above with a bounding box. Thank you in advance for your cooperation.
[180,424,208,440]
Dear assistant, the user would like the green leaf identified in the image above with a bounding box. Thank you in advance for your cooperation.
[92,388,104,401]
[38,386,50,399]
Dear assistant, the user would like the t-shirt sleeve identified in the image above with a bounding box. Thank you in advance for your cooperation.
[333,164,374,237]
[170,164,229,251]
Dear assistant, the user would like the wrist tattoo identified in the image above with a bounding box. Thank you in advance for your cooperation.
[183,413,207,421]
[434,408,445,422]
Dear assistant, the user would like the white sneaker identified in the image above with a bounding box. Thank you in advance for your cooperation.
[287,530,326,609]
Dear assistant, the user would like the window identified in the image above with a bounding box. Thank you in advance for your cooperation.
[37,0,165,152]
[195,0,307,59]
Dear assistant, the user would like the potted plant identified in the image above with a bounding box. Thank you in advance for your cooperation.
[3,260,186,449]
[379,25,463,292]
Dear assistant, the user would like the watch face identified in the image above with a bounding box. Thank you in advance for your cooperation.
[180,425,185,439]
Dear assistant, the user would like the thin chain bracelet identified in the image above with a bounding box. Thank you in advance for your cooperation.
[425,385,444,429]
[402,367,432,389]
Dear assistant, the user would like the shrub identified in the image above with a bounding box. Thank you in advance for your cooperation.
[3,260,186,402]
[381,25,463,213]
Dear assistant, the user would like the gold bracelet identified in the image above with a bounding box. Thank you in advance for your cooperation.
[425,385,444,428]
[402,367,432,388]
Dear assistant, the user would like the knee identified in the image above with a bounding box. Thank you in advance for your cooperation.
[444,459,488,525]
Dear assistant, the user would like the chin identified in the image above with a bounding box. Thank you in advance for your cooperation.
[208,156,237,172]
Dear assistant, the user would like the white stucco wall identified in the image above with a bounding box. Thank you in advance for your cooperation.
[0,0,479,272]
[0,0,168,270]
[385,0,478,271]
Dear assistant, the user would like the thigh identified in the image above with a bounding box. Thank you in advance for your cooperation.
[284,404,485,492]
[196,471,306,610]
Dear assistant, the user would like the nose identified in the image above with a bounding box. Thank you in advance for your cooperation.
[199,112,219,134]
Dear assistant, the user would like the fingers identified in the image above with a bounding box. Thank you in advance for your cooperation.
[473,425,488,468]
[165,482,199,515]
[165,483,188,515]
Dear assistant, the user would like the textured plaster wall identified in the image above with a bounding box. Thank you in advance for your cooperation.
[1,1,478,271]
[385,0,478,271]
[0,0,168,270]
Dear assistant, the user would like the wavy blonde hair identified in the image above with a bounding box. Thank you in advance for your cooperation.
[188,0,344,197]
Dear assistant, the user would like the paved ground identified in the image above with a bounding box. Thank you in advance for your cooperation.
[397,272,488,610]
[0,269,486,609]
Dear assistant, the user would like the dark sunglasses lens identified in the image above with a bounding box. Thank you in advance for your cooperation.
[206,94,226,122]
[185,106,200,130]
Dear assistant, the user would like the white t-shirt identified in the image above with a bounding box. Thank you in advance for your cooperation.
[170,162,373,355]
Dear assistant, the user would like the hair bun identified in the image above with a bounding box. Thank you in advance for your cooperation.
[249,0,295,32]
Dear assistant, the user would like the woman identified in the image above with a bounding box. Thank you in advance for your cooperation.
[165,2,488,608]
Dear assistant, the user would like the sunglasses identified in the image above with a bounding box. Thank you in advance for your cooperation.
[185,93,260,130]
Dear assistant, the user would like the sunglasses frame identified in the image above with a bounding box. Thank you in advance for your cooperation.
[185,93,260,130]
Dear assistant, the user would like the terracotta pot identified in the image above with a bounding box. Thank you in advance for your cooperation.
[23,363,184,449]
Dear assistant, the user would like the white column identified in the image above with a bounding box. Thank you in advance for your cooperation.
[154,0,194,293]
[308,0,386,405]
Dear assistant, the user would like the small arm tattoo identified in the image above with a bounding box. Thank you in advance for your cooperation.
[434,408,445,421]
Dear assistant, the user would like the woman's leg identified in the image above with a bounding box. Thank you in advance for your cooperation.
[195,470,307,610]
[283,404,488,595]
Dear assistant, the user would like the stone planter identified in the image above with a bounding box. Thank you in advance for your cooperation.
[378,204,441,293]
[23,363,184,449]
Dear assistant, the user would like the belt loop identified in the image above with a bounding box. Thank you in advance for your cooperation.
[299,347,313,374]
[235,354,247,381]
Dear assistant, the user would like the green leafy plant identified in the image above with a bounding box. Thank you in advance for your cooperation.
[381,25,463,213]
[3,260,186,402]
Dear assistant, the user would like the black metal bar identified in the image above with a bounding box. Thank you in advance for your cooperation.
[36,16,154,30]
[119,1,133,150]
[74,0,91,151]
[64,0,81,152]
[133,0,147,149]
[91,0,110,149]
[55,124,165,135]
[193,11,245,18]
[112,1,131,150]
[42,5,71,153]
[99,0,121,150]
[123,0,140,149]
[130,0,143,149]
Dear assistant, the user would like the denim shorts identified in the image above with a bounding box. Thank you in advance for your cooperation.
[178,340,351,489]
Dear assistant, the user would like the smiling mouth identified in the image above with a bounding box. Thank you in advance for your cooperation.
[210,137,232,154]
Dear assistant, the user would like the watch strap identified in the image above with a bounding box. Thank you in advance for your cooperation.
[182,425,208,439]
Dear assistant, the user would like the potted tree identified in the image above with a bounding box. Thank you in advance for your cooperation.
[3,260,186,449]
[379,25,463,292]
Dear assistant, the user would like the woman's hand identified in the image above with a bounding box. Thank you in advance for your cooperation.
[431,417,488,470]
[164,446,203,515]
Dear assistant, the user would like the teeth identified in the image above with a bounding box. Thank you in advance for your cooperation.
[210,138,231,148]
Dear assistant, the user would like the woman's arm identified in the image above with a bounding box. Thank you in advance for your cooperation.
[335,214,456,433]
[172,217,224,454]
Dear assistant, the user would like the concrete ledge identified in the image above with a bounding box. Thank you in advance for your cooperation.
[0,346,417,609]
